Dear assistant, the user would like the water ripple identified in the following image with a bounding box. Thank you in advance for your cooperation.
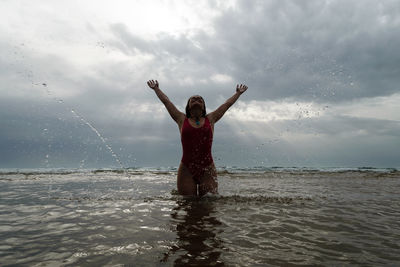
[1,170,399,266]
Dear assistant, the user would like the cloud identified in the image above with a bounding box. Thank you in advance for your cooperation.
[210,0,400,101]
[1,0,400,168]
[101,0,400,104]
[211,74,234,84]
[227,100,324,122]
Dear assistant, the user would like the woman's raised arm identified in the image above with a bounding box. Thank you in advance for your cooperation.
[207,84,248,124]
[147,80,185,125]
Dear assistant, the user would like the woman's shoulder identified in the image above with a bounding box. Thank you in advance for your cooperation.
[205,114,214,124]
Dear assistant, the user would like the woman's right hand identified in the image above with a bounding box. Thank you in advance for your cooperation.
[147,80,159,90]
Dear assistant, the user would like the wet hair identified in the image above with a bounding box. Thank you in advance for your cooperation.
[185,96,206,118]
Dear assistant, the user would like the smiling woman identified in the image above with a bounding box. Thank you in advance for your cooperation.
[147,79,248,196]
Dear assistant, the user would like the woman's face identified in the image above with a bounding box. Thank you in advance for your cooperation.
[189,95,204,110]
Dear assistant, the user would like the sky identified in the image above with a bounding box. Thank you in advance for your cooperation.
[1,0,399,169]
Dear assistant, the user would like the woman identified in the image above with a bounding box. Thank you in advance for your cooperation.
[147,80,248,196]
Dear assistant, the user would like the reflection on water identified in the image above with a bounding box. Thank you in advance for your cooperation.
[163,198,225,266]
[1,169,400,266]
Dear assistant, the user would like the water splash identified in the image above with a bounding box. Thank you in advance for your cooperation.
[38,82,131,177]
[13,43,130,171]
[69,108,125,170]
[38,81,127,169]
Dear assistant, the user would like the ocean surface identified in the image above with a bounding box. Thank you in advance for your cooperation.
[1,167,399,266]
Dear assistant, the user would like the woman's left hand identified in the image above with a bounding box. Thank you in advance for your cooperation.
[236,84,248,94]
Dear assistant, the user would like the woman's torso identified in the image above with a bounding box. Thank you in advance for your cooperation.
[180,116,214,176]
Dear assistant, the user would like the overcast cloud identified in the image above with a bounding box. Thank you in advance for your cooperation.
[1,0,399,168]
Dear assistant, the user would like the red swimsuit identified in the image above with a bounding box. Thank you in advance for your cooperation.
[181,117,214,183]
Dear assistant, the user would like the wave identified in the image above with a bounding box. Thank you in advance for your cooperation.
[49,191,313,205]
[217,166,399,173]
[1,166,398,177]
[0,167,176,176]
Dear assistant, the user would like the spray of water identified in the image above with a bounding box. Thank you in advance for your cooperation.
[38,80,131,175]
[239,51,355,167]
[45,87,136,200]
[10,42,139,203]
[69,108,125,170]
[44,86,134,181]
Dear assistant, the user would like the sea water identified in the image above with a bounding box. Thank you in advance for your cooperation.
[1,167,399,266]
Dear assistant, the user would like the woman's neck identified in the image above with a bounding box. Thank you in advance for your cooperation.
[192,115,201,121]
[190,110,202,121]
[189,111,202,126]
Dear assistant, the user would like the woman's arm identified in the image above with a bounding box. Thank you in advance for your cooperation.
[207,84,248,124]
[147,80,185,125]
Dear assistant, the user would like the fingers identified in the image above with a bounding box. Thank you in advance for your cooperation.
[147,79,159,89]
[236,84,248,92]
